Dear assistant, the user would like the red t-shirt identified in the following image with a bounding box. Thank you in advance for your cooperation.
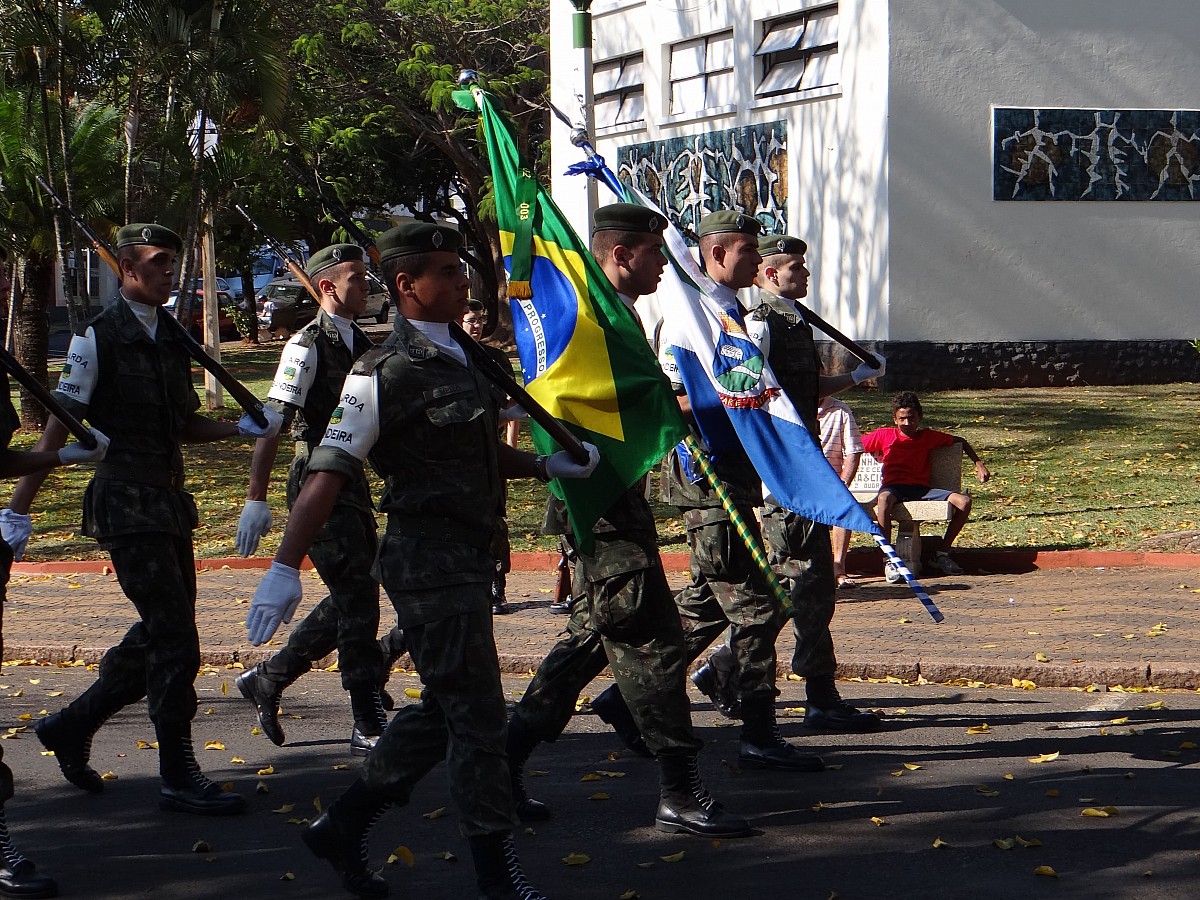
[862,426,956,487]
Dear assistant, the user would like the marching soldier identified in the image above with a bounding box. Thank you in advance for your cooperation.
[234,244,389,755]
[6,224,282,817]
[243,222,599,899]
[505,204,751,839]
[0,247,109,898]
[591,211,824,772]
[691,235,886,731]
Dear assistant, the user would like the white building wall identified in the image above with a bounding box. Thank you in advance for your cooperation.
[550,0,1200,345]
[550,0,892,338]
[889,0,1200,340]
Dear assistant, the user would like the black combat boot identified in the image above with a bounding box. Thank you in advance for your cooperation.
[0,810,57,899]
[690,643,741,719]
[156,721,246,816]
[33,685,122,794]
[468,831,546,900]
[738,694,825,772]
[235,663,291,746]
[803,676,882,733]
[302,778,390,898]
[348,685,388,757]
[589,686,651,758]
[377,628,407,712]
[490,568,509,616]
[505,717,549,822]
[654,755,753,838]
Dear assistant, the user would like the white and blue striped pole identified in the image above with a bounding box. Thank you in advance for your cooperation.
[872,533,944,623]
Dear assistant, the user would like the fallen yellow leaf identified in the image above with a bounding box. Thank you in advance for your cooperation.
[1035,652,1049,663]
[434,851,457,861]
[660,851,686,862]
[580,773,603,782]
[388,846,415,867]
[1028,752,1060,764]
[422,807,448,820]
[1080,807,1109,817]
[100,771,117,780]
[898,618,913,624]
[230,757,245,765]
[966,724,990,734]
[1014,835,1042,847]
[932,837,949,848]
[272,804,295,814]
[903,763,922,770]
[1034,866,1058,877]
[1110,716,1129,725]
[1181,741,1197,750]
[1142,700,1166,710]
[620,891,639,900]
[404,688,422,699]
[589,792,610,801]
[279,872,294,881]
[257,765,274,776]
[204,741,225,751]
[994,838,1015,850]
[562,852,591,866]
[870,816,886,826]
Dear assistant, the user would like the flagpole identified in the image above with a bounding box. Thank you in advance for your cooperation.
[684,435,793,615]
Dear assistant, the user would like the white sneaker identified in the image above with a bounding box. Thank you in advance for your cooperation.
[931,551,964,575]
[884,562,904,584]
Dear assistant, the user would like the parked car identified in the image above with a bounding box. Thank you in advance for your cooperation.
[165,289,242,342]
[257,273,391,338]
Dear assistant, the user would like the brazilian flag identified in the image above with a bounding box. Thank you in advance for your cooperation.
[463,87,686,549]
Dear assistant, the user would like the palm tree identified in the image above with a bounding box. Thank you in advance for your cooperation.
[0,90,122,430]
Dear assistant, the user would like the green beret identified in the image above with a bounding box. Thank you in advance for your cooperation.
[757,234,808,258]
[305,243,364,278]
[115,223,182,252]
[377,222,462,263]
[697,210,762,238]
[592,203,666,235]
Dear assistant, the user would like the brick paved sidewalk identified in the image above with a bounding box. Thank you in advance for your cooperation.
[5,560,1200,689]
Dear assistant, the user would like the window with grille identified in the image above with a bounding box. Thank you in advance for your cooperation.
[668,31,735,116]
[594,53,645,128]
[756,4,839,98]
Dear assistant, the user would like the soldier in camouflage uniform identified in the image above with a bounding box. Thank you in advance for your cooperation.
[691,235,886,733]
[505,204,750,840]
[233,244,388,756]
[0,247,110,897]
[243,223,599,900]
[6,224,282,817]
[591,212,824,772]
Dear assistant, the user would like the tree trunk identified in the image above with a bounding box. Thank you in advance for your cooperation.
[239,267,258,344]
[15,257,53,432]
[56,0,91,333]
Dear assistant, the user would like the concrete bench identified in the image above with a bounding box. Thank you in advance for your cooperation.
[849,443,963,575]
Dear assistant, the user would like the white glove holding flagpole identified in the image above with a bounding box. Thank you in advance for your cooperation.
[246,561,302,646]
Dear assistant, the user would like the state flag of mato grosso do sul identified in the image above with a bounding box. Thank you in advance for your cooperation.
[463,87,687,548]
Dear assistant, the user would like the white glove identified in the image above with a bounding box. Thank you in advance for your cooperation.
[851,352,886,384]
[235,500,273,557]
[0,510,32,561]
[545,442,600,479]
[499,404,529,422]
[237,406,284,440]
[246,560,303,646]
[57,428,110,465]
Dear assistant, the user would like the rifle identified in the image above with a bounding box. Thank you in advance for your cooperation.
[0,344,96,449]
[281,159,382,268]
[547,105,884,370]
[232,204,321,302]
[36,177,269,428]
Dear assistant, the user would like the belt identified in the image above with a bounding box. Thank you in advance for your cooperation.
[386,515,493,552]
[94,462,183,490]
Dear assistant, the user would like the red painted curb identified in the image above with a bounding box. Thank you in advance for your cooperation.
[12,548,1200,576]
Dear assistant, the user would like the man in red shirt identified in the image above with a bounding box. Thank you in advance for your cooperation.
[862,391,991,579]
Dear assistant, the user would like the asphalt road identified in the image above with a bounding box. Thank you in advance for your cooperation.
[4,666,1200,900]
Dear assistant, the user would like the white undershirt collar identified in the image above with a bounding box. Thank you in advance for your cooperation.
[409,319,467,366]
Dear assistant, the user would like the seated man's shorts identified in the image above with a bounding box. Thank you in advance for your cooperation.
[881,484,955,502]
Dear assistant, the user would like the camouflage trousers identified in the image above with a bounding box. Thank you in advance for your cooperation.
[760,508,837,680]
[89,533,201,726]
[511,534,701,757]
[674,507,785,699]
[0,539,13,803]
[261,503,384,691]
[362,591,517,837]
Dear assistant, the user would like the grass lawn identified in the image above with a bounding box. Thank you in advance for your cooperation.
[5,343,1198,560]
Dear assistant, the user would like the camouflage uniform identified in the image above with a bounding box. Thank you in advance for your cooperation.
[510,489,701,756]
[55,298,204,729]
[258,310,383,692]
[662,443,784,698]
[304,318,517,835]
[747,290,837,681]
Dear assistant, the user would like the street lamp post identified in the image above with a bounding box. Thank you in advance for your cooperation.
[188,109,222,411]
